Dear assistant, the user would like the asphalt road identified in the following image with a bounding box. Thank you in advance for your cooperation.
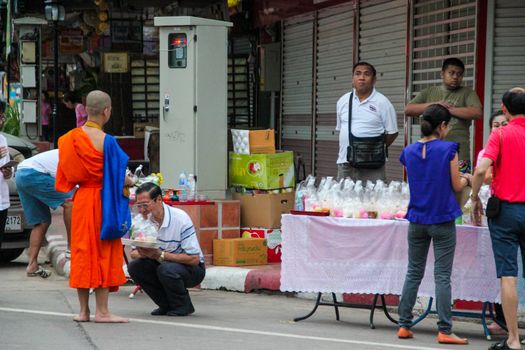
[0,254,508,350]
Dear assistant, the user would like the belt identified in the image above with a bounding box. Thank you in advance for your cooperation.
[78,182,102,189]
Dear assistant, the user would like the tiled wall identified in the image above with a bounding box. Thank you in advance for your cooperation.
[172,200,241,265]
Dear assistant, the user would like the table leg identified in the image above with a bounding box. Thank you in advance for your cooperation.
[488,302,508,332]
[380,294,399,324]
[369,294,379,329]
[411,297,433,327]
[293,292,322,322]
[481,302,491,340]
[332,293,340,321]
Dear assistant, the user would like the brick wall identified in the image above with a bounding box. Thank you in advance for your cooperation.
[171,200,241,265]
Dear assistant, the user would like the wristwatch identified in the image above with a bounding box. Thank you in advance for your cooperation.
[157,251,165,263]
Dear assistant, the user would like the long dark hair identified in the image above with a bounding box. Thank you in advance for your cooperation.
[420,104,452,136]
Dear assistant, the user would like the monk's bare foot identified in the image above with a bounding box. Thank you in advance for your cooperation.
[94,313,129,323]
[73,313,90,322]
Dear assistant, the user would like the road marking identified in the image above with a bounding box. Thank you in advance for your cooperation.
[0,306,452,350]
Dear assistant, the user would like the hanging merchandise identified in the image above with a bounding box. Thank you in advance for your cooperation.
[228,0,241,8]
[95,0,109,35]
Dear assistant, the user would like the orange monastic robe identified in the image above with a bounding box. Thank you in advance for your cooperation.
[56,128,126,290]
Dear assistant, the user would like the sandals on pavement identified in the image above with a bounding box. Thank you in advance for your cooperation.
[437,332,468,345]
[397,327,414,339]
[489,339,521,350]
[26,266,51,278]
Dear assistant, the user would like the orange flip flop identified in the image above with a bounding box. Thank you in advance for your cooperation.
[397,327,414,339]
[437,332,468,345]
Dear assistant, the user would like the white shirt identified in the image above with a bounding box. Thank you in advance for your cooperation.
[336,88,398,164]
[157,204,204,263]
[0,135,9,210]
[18,149,59,177]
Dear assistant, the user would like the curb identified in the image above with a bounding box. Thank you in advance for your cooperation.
[45,234,70,277]
[201,265,282,293]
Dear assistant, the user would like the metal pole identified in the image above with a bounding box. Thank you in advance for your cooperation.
[53,20,59,147]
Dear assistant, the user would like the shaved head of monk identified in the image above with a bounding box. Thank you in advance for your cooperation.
[86,90,112,118]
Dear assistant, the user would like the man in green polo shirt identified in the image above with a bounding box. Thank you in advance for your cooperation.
[405,57,482,173]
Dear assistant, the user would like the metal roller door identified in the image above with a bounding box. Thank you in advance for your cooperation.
[409,0,477,145]
[281,14,314,175]
[359,0,408,181]
[314,3,354,177]
[228,36,255,129]
[490,0,525,113]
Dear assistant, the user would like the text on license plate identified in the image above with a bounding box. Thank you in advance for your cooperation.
[5,216,21,231]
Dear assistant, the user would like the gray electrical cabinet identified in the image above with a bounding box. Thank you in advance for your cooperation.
[15,17,47,138]
[154,16,232,198]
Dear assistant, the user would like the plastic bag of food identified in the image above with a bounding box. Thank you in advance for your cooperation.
[129,213,159,243]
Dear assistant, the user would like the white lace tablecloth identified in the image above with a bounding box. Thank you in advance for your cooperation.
[280,215,499,303]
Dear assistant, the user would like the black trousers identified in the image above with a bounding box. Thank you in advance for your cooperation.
[0,209,8,248]
[128,258,205,315]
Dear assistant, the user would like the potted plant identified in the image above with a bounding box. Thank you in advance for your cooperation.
[2,104,21,136]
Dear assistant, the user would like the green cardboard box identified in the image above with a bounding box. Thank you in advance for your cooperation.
[229,151,295,190]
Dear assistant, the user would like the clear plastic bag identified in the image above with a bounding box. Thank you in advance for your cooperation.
[294,177,411,219]
[129,213,159,243]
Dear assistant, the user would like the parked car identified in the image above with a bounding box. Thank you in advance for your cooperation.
[0,132,38,262]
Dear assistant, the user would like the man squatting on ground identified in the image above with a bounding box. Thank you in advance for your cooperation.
[129,182,206,316]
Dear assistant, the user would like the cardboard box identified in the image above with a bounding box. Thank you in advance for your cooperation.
[249,129,275,154]
[242,228,282,263]
[233,191,294,228]
[229,151,295,190]
[231,129,275,155]
[213,238,267,266]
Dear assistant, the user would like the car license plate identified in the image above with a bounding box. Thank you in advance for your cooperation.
[5,215,21,231]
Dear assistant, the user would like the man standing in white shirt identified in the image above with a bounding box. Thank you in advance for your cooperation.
[0,109,13,250]
[129,182,205,317]
[16,149,74,278]
[336,62,398,181]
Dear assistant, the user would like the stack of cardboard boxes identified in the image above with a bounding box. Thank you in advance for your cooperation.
[212,129,294,266]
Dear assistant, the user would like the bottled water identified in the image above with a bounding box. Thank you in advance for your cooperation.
[187,174,196,201]
[178,172,188,202]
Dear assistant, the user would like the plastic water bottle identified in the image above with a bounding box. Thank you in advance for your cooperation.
[187,174,196,201]
[178,172,188,202]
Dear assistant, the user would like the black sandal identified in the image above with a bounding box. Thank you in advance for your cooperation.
[489,339,521,350]
[26,266,51,278]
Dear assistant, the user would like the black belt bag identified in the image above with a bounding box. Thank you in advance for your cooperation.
[485,196,501,218]
[346,92,387,169]
[486,129,503,219]
[347,134,387,169]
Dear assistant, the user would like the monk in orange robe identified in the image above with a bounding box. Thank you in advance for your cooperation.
[56,90,129,323]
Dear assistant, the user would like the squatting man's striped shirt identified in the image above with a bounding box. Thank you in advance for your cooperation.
[157,203,204,263]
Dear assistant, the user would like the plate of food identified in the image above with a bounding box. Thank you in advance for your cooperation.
[122,238,160,248]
